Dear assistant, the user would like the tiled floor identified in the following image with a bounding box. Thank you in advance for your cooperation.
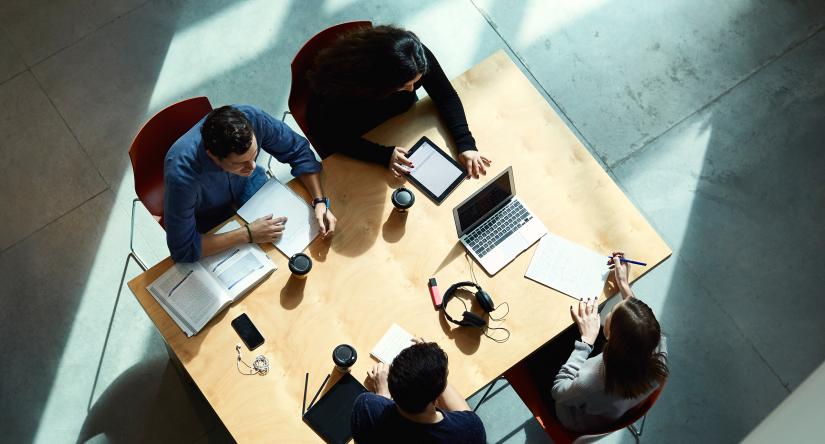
[1,1,823,443]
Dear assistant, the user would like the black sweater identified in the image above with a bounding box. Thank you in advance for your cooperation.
[306,46,477,165]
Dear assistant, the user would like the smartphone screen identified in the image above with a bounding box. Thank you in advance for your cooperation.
[231,313,264,350]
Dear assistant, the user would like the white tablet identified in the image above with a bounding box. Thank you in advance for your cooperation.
[405,136,467,204]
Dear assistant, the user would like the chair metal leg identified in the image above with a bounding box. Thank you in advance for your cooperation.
[626,413,648,444]
[87,251,148,411]
[129,198,148,270]
[473,375,504,412]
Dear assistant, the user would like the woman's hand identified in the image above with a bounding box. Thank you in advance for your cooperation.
[570,298,600,346]
[389,147,414,177]
[458,151,492,179]
[367,362,391,398]
[608,251,630,286]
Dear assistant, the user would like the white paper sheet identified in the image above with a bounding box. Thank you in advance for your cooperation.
[525,233,609,300]
[236,179,320,257]
[407,140,464,198]
[370,324,415,364]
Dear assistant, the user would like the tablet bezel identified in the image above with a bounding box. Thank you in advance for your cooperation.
[404,136,468,205]
[302,372,367,443]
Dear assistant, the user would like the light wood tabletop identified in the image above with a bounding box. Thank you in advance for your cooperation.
[128,50,670,443]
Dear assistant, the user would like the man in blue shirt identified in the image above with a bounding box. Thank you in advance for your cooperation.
[351,338,486,443]
[163,104,337,262]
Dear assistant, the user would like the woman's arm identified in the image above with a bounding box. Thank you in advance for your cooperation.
[420,46,490,178]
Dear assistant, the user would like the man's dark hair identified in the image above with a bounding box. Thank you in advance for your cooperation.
[200,106,254,159]
[388,342,448,414]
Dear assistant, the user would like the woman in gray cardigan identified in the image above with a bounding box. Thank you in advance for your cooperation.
[551,252,669,432]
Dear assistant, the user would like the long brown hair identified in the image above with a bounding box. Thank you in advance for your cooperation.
[308,25,429,100]
[602,298,668,398]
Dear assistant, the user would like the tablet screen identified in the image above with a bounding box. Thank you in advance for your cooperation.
[303,373,367,444]
[406,137,466,203]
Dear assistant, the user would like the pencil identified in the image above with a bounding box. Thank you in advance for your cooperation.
[307,373,331,411]
[302,372,309,417]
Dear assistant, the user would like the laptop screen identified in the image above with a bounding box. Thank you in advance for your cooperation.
[455,168,513,235]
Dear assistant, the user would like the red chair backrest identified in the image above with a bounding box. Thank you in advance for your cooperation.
[288,21,372,157]
[128,97,213,228]
[504,363,664,444]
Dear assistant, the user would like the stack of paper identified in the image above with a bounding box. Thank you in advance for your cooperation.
[237,178,320,257]
[525,233,609,300]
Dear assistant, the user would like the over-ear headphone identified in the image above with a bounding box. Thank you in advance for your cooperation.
[440,281,495,328]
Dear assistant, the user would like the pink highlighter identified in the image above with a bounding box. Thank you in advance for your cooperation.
[428,278,442,309]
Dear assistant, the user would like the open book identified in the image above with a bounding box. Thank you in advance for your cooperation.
[148,221,276,337]
[237,178,320,258]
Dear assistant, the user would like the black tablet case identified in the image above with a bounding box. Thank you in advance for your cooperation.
[405,136,467,204]
[303,372,368,444]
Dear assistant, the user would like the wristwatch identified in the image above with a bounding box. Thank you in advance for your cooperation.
[312,197,330,210]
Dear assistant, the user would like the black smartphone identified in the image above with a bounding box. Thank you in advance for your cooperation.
[231,313,264,350]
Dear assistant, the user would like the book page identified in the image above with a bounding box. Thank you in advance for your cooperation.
[525,233,609,300]
[236,179,320,257]
[370,324,415,364]
[200,220,277,300]
[148,263,226,336]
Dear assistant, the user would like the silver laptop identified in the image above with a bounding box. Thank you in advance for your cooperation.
[452,166,547,275]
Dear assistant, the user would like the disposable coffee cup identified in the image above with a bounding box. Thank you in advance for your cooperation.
[391,187,415,212]
[288,253,312,279]
[332,344,357,373]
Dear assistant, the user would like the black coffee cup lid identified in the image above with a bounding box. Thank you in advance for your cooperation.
[288,253,312,274]
[333,344,357,366]
[392,188,415,209]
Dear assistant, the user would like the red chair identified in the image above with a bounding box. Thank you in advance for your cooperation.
[501,363,664,444]
[91,97,213,412]
[270,20,372,170]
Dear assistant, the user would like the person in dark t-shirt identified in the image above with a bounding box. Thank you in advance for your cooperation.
[307,24,491,179]
[351,338,486,444]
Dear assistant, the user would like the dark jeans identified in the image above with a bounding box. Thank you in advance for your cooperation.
[524,324,607,415]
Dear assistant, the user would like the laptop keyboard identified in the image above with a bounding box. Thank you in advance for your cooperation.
[465,199,532,258]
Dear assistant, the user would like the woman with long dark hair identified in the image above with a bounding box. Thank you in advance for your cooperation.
[307,25,491,179]
[550,252,669,431]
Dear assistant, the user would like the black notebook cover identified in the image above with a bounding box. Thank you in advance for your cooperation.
[303,372,368,444]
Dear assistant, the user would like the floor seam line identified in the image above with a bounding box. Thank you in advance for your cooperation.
[466,0,608,171]
[0,188,109,255]
[611,22,825,169]
[676,252,791,393]
[29,68,109,187]
[25,0,153,69]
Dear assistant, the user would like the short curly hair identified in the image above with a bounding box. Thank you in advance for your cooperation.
[200,106,253,159]
[388,342,448,413]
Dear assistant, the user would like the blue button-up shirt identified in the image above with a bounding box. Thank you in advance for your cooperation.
[163,104,321,262]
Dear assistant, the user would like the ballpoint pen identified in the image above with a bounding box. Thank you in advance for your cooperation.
[607,256,647,267]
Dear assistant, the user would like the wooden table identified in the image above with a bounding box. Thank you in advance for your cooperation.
[129,50,670,442]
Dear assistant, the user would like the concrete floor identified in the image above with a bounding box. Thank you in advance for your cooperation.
[1,0,823,443]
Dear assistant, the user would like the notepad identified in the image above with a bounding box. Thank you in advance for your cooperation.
[237,178,320,258]
[370,324,415,364]
[525,233,609,300]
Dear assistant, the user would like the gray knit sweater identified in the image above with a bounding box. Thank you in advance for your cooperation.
[551,337,667,432]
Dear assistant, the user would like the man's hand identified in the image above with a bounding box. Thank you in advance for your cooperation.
[367,363,390,398]
[389,147,414,177]
[458,151,491,179]
[314,204,337,238]
[248,214,287,243]
[570,298,600,346]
